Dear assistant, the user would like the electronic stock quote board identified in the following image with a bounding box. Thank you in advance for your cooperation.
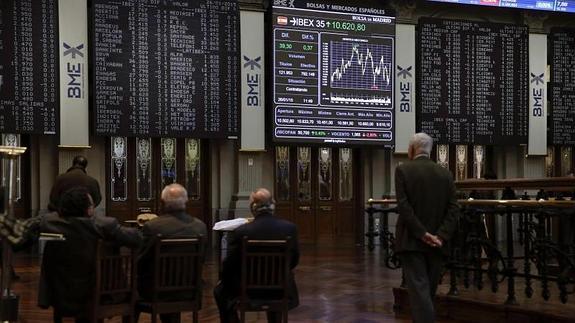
[93,0,240,138]
[550,28,575,145]
[272,1,395,145]
[0,0,59,135]
[429,0,575,13]
[418,18,529,145]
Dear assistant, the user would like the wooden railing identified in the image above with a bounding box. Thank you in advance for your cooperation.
[366,177,575,305]
[455,176,575,191]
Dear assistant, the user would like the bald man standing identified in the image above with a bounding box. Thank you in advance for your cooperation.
[214,188,300,323]
[138,183,207,323]
[395,133,460,323]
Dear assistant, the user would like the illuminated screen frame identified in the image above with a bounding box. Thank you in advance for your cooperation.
[270,1,396,146]
[428,0,575,13]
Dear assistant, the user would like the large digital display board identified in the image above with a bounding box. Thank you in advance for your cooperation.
[0,0,59,135]
[418,18,529,145]
[550,28,575,145]
[92,0,240,138]
[271,0,395,145]
[429,0,575,13]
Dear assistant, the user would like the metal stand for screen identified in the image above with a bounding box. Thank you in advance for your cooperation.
[0,145,26,321]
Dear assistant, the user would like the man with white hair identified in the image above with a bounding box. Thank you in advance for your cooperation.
[138,183,207,323]
[394,133,460,323]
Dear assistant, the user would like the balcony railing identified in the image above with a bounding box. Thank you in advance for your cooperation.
[366,177,575,305]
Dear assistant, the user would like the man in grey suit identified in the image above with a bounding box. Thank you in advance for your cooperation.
[394,133,460,323]
[138,183,207,323]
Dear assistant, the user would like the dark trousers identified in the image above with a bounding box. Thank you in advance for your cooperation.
[135,310,180,323]
[53,315,91,323]
[559,210,575,272]
[399,251,444,323]
[157,313,180,323]
[52,309,90,323]
[214,282,282,323]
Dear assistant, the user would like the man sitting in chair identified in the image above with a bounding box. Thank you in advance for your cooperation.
[0,186,142,323]
[40,187,142,323]
[214,188,300,323]
[138,183,207,323]
[0,187,141,249]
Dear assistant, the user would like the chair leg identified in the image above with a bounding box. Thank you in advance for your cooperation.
[240,309,245,323]
[193,311,198,323]
[151,310,157,323]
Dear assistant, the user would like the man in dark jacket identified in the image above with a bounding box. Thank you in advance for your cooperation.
[48,155,102,211]
[0,187,141,322]
[394,133,460,323]
[214,188,300,323]
[138,183,207,323]
[35,187,141,323]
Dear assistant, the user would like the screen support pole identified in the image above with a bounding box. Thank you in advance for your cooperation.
[0,146,26,321]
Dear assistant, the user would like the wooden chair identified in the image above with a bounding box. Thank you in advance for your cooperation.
[44,239,137,323]
[237,237,291,323]
[136,237,204,323]
[89,241,138,322]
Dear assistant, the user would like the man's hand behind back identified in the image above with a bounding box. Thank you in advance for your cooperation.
[421,232,443,248]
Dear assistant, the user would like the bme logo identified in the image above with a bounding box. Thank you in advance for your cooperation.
[244,56,262,107]
[531,72,544,117]
[274,0,295,8]
[397,65,413,113]
[64,42,84,99]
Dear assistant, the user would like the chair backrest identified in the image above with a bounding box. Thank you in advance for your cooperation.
[40,229,99,314]
[240,237,291,303]
[40,237,137,317]
[93,240,137,307]
[151,237,204,302]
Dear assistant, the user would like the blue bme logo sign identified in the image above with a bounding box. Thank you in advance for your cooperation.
[63,43,85,99]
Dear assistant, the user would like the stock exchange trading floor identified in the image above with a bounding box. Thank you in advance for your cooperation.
[9,245,447,323]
